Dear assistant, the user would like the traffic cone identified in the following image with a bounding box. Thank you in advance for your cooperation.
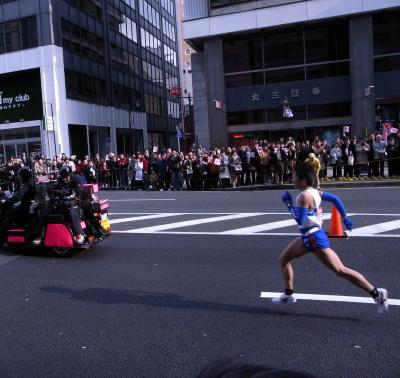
[327,207,348,239]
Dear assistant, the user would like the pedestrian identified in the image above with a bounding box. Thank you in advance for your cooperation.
[372,134,387,178]
[272,163,388,314]
[354,138,370,177]
[330,142,342,179]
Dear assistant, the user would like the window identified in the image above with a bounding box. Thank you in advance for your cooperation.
[66,0,102,21]
[141,28,162,57]
[374,55,400,72]
[264,26,304,68]
[373,10,400,55]
[143,61,164,86]
[0,16,37,54]
[162,18,176,41]
[305,20,349,63]
[108,5,138,43]
[62,19,104,62]
[139,0,160,29]
[307,102,351,119]
[161,0,175,16]
[110,44,140,75]
[163,44,177,66]
[225,72,264,88]
[227,110,265,125]
[65,70,107,105]
[266,67,305,84]
[184,48,191,55]
[306,62,349,79]
[186,61,191,67]
[145,94,162,115]
[224,34,263,73]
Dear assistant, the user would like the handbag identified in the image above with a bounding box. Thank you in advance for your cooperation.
[219,165,225,173]
[234,164,242,172]
[348,154,354,166]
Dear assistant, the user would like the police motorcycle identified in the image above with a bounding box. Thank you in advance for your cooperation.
[0,167,111,257]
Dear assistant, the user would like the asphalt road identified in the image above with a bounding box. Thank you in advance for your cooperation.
[0,187,399,378]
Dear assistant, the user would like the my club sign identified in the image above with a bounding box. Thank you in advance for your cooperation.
[0,68,43,123]
[0,91,31,108]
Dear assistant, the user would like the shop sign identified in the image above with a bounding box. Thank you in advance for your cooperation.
[343,126,350,133]
[0,69,43,124]
[251,87,321,102]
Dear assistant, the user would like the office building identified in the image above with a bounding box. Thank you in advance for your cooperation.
[183,0,400,148]
[0,0,180,160]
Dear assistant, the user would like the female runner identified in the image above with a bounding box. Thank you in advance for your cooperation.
[272,163,388,313]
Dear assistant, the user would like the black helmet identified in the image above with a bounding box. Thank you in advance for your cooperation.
[59,166,72,178]
[18,167,32,183]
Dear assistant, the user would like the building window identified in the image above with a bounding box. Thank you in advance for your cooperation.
[224,34,263,73]
[144,94,162,115]
[225,72,264,88]
[143,61,164,86]
[65,0,102,21]
[110,44,140,76]
[162,18,176,41]
[306,62,349,79]
[264,26,304,68]
[140,28,162,57]
[65,69,107,105]
[184,48,191,55]
[373,10,400,56]
[61,19,105,62]
[266,67,305,84]
[108,5,138,43]
[161,0,175,16]
[0,16,37,54]
[374,55,400,72]
[163,44,177,66]
[139,0,160,29]
[227,110,265,125]
[304,20,349,63]
[307,102,351,119]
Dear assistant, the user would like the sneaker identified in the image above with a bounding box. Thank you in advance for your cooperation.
[374,288,388,314]
[76,234,85,244]
[271,293,297,304]
[32,238,41,246]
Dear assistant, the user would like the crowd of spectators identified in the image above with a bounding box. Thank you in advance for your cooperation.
[1,132,400,191]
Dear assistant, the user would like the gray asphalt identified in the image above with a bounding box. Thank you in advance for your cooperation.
[0,188,399,377]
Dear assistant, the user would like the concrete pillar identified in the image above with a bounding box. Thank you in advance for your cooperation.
[192,38,228,149]
[350,17,375,138]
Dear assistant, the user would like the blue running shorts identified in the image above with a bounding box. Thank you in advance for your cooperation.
[301,229,330,252]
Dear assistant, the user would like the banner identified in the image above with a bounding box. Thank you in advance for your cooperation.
[0,69,43,124]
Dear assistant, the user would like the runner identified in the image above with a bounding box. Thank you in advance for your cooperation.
[272,162,388,313]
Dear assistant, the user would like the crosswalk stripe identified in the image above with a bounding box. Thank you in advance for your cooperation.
[120,213,265,233]
[109,213,181,225]
[349,219,400,236]
[220,213,333,235]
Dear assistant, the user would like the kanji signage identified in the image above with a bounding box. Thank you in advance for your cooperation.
[0,69,43,123]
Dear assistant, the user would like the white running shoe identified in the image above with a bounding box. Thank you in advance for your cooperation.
[374,288,388,314]
[271,294,297,304]
[76,234,85,244]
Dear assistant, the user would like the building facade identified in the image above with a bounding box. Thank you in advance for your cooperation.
[183,0,400,148]
[0,0,180,160]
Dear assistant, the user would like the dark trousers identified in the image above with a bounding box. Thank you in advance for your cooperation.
[344,164,354,178]
[332,164,342,178]
[67,207,84,236]
[371,159,385,177]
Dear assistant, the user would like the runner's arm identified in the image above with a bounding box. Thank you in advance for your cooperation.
[282,191,309,226]
[320,191,353,230]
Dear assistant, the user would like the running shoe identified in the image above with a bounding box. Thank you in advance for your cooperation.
[76,234,85,244]
[374,288,388,314]
[271,294,297,304]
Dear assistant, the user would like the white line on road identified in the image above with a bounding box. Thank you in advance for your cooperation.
[349,220,400,236]
[120,213,265,233]
[111,230,400,237]
[260,292,400,306]
[109,212,291,216]
[0,253,19,267]
[109,213,181,225]
[220,214,334,235]
[108,199,176,202]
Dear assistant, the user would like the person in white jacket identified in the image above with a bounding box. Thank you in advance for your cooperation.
[330,142,342,179]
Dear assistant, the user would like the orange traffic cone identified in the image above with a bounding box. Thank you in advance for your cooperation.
[327,207,348,239]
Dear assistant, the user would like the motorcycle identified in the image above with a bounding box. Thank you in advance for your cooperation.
[2,182,111,257]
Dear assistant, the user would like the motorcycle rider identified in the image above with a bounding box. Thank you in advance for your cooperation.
[53,167,85,244]
[0,168,35,246]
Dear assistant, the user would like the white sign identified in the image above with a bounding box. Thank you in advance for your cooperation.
[45,116,54,131]
[390,127,398,134]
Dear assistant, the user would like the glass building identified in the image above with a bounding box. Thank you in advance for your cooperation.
[183,0,400,148]
[0,0,180,160]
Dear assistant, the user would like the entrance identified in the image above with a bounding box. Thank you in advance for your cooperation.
[0,126,41,163]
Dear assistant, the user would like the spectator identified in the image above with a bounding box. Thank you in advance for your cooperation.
[330,142,342,179]
[372,134,387,177]
[386,137,399,177]
[355,138,370,177]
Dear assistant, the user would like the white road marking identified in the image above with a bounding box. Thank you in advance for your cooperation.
[112,230,400,237]
[0,253,19,267]
[109,213,181,225]
[220,214,334,235]
[109,212,291,216]
[260,292,400,306]
[350,220,400,236]
[108,199,176,202]
[120,213,265,233]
